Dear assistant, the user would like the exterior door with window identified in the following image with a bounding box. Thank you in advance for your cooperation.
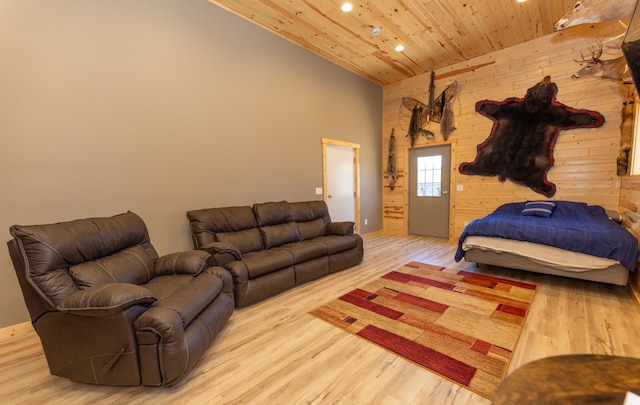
[409,144,451,238]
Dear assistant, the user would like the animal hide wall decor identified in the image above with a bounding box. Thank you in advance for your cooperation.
[408,105,426,147]
[459,76,605,197]
[399,77,458,146]
[427,71,436,119]
[439,81,458,139]
[617,87,635,175]
[429,81,458,140]
[401,97,434,147]
[387,128,398,190]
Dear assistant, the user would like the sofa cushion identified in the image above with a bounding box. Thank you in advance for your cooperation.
[253,201,300,248]
[70,245,155,288]
[290,201,332,241]
[188,206,257,233]
[274,240,328,264]
[290,201,331,223]
[314,235,358,255]
[143,272,223,327]
[260,222,300,249]
[241,249,294,279]
[297,218,327,240]
[216,228,264,254]
[187,206,259,250]
[10,211,158,305]
[253,201,293,226]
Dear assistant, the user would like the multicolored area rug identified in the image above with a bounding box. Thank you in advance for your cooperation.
[309,261,536,399]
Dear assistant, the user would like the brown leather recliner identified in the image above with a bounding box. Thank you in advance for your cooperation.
[7,211,234,386]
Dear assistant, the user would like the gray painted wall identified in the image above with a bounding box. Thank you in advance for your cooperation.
[0,0,382,328]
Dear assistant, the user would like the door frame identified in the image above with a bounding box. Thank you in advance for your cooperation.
[404,140,457,240]
[322,138,361,232]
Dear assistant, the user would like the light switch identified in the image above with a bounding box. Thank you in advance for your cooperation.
[456,184,464,192]
[315,187,323,195]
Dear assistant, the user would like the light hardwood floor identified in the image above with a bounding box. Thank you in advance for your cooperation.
[2,232,640,404]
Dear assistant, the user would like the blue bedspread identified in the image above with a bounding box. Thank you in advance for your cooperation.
[454,201,639,271]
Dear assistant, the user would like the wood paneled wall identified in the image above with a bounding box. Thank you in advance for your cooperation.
[382,22,630,239]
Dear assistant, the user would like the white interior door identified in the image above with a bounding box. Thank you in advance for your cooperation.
[326,144,355,222]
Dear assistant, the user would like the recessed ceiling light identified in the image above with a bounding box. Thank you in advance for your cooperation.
[516,0,526,3]
[395,44,405,52]
[341,2,353,12]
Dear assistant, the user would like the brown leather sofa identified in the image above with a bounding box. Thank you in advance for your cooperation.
[187,200,364,307]
[7,211,234,386]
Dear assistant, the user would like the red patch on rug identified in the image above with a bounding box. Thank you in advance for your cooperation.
[358,325,477,386]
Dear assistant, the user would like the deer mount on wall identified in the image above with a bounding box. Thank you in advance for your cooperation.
[557,1,639,178]
[558,0,634,82]
[572,40,632,82]
[555,0,635,31]
[556,0,638,84]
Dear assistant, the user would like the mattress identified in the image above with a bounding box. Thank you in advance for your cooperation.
[461,236,629,286]
[455,201,640,271]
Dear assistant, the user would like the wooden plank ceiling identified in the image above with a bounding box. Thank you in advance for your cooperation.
[206,0,578,85]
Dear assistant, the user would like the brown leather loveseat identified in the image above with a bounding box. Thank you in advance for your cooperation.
[7,211,234,386]
[187,200,364,307]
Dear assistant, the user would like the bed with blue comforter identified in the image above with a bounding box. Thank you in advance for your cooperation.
[455,201,639,285]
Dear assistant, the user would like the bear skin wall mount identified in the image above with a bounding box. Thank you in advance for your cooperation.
[459,76,605,197]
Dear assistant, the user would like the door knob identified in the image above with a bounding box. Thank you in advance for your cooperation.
[443,190,449,195]
[328,194,333,198]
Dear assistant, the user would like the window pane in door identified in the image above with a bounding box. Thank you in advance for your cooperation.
[416,155,442,197]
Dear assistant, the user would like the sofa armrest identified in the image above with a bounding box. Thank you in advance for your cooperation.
[134,306,184,345]
[154,250,211,277]
[326,221,355,236]
[202,242,242,259]
[199,242,242,267]
[58,284,156,316]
